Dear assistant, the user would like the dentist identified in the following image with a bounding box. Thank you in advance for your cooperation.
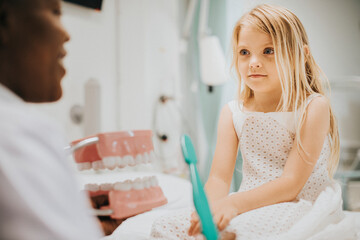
[0,0,102,239]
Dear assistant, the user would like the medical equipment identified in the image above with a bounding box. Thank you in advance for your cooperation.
[198,0,227,91]
[181,134,218,240]
[181,0,228,93]
[152,95,192,175]
[69,130,168,219]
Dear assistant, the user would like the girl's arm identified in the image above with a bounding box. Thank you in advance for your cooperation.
[204,104,239,203]
[188,104,239,236]
[229,96,330,215]
[188,105,239,235]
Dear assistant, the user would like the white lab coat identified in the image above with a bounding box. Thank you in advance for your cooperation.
[0,84,103,240]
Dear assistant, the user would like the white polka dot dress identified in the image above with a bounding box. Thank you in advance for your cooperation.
[150,95,353,240]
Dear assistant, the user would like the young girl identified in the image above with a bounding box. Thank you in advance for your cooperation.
[150,4,358,240]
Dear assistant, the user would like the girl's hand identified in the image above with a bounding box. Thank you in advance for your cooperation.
[211,197,238,231]
[188,197,238,236]
[188,211,200,236]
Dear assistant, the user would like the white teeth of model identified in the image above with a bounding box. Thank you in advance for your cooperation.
[113,182,124,191]
[149,151,157,163]
[115,156,121,163]
[77,162,92,171]
[122,155,132,167]
[100,183,113,191]
[113,156,121,168]
[116,157,126,168]
[132,178,144,190]
[92,160,104,170]
[124,180,133,190]
[150,176,159,187]
[143,177,151,189]
[102,157,116,170]
[143,152,150,163]
[84,183,99,192]
[135,154,143,165]
[127,156,136,167]
[114,180,132,191]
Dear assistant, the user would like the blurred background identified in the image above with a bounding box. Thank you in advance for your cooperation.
[32,0,360,210]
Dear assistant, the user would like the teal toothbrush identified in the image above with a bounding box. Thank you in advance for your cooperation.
[181,134,218,240]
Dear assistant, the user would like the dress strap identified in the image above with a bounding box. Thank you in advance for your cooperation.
[305,93,323,107]
[228,100,243,113]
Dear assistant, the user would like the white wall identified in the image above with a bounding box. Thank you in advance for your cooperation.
[117,0,181,130]
[117,0,188,174]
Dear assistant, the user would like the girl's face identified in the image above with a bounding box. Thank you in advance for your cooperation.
[237,26,281,95]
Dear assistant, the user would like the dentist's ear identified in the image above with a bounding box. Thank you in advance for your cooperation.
[303,45,310,62]
[0,5,9,46]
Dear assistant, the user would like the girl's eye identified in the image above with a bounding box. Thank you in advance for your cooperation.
[239,49,249,55]
[264,48,274,55]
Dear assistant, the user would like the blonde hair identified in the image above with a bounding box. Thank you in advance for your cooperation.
[230,4,340,177]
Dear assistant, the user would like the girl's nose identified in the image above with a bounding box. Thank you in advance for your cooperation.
[249,56,262,69]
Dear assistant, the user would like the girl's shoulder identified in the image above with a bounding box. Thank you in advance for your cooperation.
[305,93,327,107]
[303,94,330,117]
[304,94,330,118]
[227,93,328,115]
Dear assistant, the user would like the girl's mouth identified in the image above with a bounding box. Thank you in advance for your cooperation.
[248,74,267,78]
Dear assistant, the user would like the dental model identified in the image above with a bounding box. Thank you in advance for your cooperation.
[70,130,168,220]
[70,130,157,171]
[85,176,168,219]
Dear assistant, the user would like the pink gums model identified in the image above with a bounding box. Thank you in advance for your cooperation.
[71,130,157,170]
[70,130,168,219]
[85,177,167,219]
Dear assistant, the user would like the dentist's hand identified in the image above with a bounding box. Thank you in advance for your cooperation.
[91,195,123,236]
[188,197,238,237]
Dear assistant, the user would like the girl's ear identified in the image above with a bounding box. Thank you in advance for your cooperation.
[303,45,310,62]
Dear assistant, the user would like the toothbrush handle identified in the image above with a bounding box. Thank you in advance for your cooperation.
[189,163,218,240]
[92,209,113,216]
[64,136,99,154]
